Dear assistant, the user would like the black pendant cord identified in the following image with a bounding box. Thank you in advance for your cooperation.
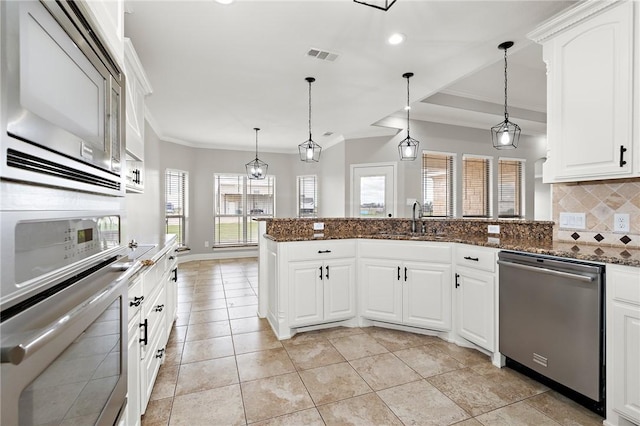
[308,79,313,142]
[503,47,509,121]
[254,128,260,160]
[406,75,410,137]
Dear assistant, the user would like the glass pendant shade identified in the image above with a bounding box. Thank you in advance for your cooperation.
[399,72,419,161]
[246,128,268,179]
[491,41,520,150]
[298,77,322,163]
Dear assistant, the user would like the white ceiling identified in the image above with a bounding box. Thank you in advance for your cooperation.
[124,0,574,153]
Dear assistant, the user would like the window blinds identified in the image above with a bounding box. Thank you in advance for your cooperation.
[297,175,318,217]
[463,156,491,217]
[498,159,524,218]
[165,169,187,246]
[422,153,454,217]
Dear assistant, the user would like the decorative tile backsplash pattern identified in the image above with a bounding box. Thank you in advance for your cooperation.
[553,178,640,248]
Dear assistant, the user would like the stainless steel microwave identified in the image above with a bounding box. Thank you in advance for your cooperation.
[0,0,126,197]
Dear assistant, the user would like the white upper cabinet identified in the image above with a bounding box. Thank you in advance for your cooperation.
[82,0,125,66]
[124,39,153,161]
[529,1,637,182]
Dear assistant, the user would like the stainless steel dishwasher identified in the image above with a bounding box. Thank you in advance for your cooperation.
[498,251,605,414]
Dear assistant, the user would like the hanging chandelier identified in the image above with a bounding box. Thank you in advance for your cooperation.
[353,0,397,11]
[398,72,419,161]
[298,77,322,162]
[245,127,268,180]
[491,41,521,149]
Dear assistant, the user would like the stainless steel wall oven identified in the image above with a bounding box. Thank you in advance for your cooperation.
[1,0,125,197]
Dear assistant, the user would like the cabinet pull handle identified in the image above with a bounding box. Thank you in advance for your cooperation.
[155,304,164,312]
[463,256,479,262]
[319,266,323,280]
[404,267,408,282]
[325,265,329,280]
[172,268,178,282]
[397,266,401,281]
[318,250,332,254]
[156,348,165,359]
[620,145,627,167]
[455,273,460,288]
[129,296,144,307]
[169,256,175,260]
[139,319,148,345]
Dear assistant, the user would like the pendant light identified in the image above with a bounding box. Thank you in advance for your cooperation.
[298,77,322,162]
[398,72,419,161]
[491,41,521,149]
[245,127,268,180]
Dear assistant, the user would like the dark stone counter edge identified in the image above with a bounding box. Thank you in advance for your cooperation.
[262,233,640,268]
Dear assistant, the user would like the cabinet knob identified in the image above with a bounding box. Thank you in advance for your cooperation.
[155,304,164,312]
[129,296,144,307]
[155,348,165,359]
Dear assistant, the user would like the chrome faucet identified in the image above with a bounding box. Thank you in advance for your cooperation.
[411,201,422,233]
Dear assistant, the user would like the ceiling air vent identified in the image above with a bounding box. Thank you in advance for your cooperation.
[307,48,338,62]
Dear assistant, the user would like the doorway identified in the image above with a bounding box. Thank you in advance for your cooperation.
[350,163,397,218]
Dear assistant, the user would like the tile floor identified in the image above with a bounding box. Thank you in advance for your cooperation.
[141,258,605,426]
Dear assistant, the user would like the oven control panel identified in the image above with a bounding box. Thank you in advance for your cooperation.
[15,216,121,284]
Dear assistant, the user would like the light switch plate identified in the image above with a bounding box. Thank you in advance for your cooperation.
[613,214,630,233]
[559,212,586,230]
[488,225,500,234]
[313,222,325,231]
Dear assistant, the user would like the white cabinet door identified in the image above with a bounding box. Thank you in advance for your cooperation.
[403,262,452,331]
[360,258,402,323]
[126,313,141,426]
[612,301,640,422]
[456,268,495,351]
[539,1,635,182]
[324,258,356,322]
[289,261,323,327]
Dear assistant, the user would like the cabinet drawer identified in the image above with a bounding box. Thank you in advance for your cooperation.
[455,245,497,272]
[142,262,161,296]
[609,264,640,305]
[286,240,356,261]
[128,276,144,325]
[359,240,452,263]
[143,284,166,351]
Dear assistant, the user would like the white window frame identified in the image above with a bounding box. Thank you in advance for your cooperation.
[498,157,526,218]
[297,175,318,218]
[165,169,188,247]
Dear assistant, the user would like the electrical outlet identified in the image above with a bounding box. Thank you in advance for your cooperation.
[613,214,630,233]
[313,222,324,231]
[488,225,500,234]
[204,240,209,248]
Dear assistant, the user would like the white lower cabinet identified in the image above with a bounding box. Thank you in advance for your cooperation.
[454,245,497,353]
[126,276,143,426]
[607,264,640,425]
[359,240,452,332]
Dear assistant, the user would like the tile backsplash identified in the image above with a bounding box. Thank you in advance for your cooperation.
[553,178,640,248]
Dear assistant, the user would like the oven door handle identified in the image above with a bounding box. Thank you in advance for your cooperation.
[497,260,595,282]
[0,278,124,366]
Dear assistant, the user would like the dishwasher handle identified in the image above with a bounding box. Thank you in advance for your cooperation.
[497,260,595,282]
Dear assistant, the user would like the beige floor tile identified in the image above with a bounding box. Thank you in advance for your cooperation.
[169,384,245,426]
[193,286,224,295]
[149,364,179,401]
[175,356,238,396]
[281,331,329,348]
[225,288,257,298]
[167,326,187,344]
[483,368,549,403]
[163,341,183,366]
[232,330,282,354]
[427,368,511,417]
[525,391,604,426]
[378,379,470,425]
[430,340,492,368]
[190,298,227,311]
[316,326,366,340]
[229,316,270,335]
[285,339,345,370]
[236,347,296,382]
[476,400,560,425]
[299,362,372,405]
[185,321,231,342]
[317,392,403,426]
[223,281,251,289]
[454,419,484,426]
[176,302,191,313]
[188,308,228,324]
[176,293,194,303]
[394,344,465,378]
[174,313,189,327]
[226,295,258,307]
[329,333,389,361]
[366,326,439,351]
[241,372,314,423]
[349,352,421,390]
[181,336,234,363]
[249,407,325,426]
[227,305,257,319]
[141,397,172,426]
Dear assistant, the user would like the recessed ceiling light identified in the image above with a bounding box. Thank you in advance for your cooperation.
[388,33,406,45]
[215,0,235,4]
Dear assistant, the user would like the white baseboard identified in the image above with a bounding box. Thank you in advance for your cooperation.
[177,248,258,264]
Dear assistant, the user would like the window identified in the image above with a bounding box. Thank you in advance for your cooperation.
[422,152,455,217]
[165,169,188,246]
[297,175,318,217]
[463,155,491,217]
[498,158,524,218]
[214,174,275,247]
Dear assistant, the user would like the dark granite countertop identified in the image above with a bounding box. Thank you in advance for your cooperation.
[263,233,640,267]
